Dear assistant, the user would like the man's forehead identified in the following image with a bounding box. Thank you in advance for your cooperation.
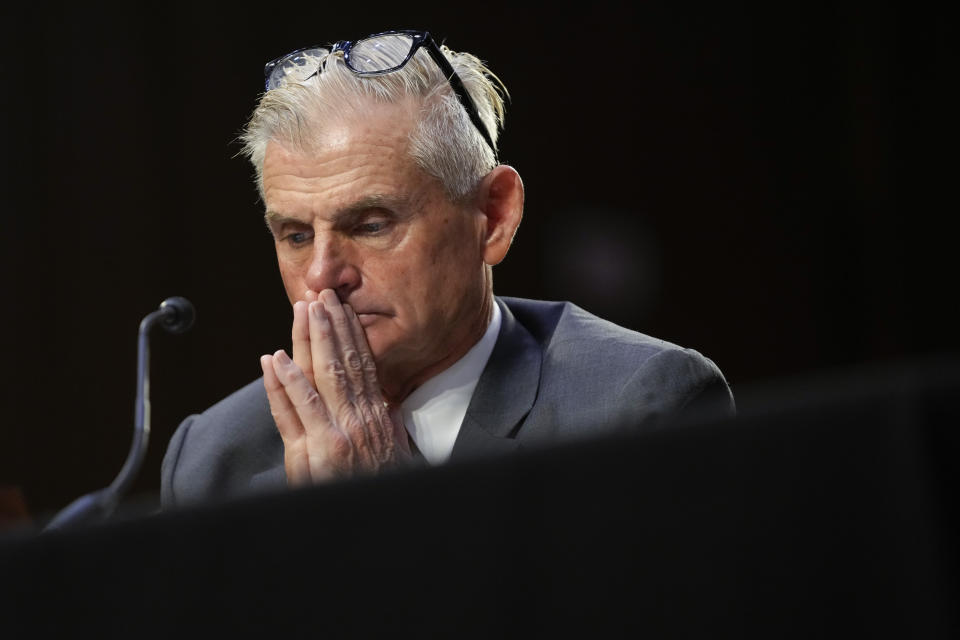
[263,99,422,171]
[263,127,405,167]
[262,142,426,204]
[264,193,411,225]
[295,96,419,151]
[259,98,447,220]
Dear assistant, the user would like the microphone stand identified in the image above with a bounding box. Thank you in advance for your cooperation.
[43,297,195,532]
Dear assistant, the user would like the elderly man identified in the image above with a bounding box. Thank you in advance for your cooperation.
[161,31,734,507]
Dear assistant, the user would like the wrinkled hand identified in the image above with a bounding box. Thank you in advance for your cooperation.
[261,289,412,485]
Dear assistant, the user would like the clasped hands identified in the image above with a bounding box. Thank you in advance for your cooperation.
[261,289,413,485]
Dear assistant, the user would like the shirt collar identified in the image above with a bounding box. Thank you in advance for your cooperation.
[400,302,503,464]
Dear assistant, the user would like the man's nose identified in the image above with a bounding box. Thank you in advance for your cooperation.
[304,235,361,298]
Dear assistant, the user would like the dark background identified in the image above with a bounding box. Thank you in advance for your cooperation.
[0,3,954,519]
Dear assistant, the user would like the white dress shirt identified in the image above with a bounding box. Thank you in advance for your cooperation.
[400,302,502,465]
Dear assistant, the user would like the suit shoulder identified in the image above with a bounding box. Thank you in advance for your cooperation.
[501,297,734,424]
[161,378,280,508]
[171,378,277,458]
[501,296,686,361]
[194,377,272,429]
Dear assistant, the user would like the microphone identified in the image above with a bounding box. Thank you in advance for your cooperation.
[158,296,195,334]
[43,297,195,531]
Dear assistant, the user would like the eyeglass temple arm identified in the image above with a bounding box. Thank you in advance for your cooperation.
[423,45,498,160]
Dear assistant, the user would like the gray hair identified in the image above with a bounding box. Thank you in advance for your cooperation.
[240,41,507,202]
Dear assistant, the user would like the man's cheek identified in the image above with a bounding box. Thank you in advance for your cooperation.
[282,282,302,305]
[366,322,401,360]
[277,269,306,303]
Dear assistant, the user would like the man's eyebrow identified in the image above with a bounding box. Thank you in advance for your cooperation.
[333,194,408,224]
[263,194,409,227]
[263,211,301,227]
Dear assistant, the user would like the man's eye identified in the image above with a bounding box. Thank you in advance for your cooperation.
[284,230,313,246]
[356,221,388,235]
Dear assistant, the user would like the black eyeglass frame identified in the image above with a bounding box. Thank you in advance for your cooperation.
[264,30,498,160]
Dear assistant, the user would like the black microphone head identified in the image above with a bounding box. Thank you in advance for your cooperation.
[159,296,196,334]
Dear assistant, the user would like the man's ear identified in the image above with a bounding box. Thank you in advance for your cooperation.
[477,165,524,266]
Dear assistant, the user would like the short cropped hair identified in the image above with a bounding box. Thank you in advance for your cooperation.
[240,41,507,202]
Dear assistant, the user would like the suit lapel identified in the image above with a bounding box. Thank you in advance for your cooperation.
[450,298,542,461]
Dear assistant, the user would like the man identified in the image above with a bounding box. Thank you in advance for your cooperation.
[161,31,734,508]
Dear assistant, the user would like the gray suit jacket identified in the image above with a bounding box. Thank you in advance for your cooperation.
[161,297,734,508]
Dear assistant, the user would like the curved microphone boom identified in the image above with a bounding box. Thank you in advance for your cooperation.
[43,297,195,531]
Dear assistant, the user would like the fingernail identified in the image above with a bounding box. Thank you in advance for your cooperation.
[275,350,291,365]
[310,301,327,321]
[321,288,339,303]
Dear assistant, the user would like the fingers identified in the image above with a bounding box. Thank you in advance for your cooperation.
[261,352,310,485]
[342,304,388,457]
[314,291,388,466]
[261,352,305,440]
[291,290,319,384]
[268,288,411,483]
[272,349,327,414]
[328,301,367,402]
[310,297,377,467]
[308,299,353,414]
[344,304,380,395]
[269,349,346,480]
[291,300,313,384]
